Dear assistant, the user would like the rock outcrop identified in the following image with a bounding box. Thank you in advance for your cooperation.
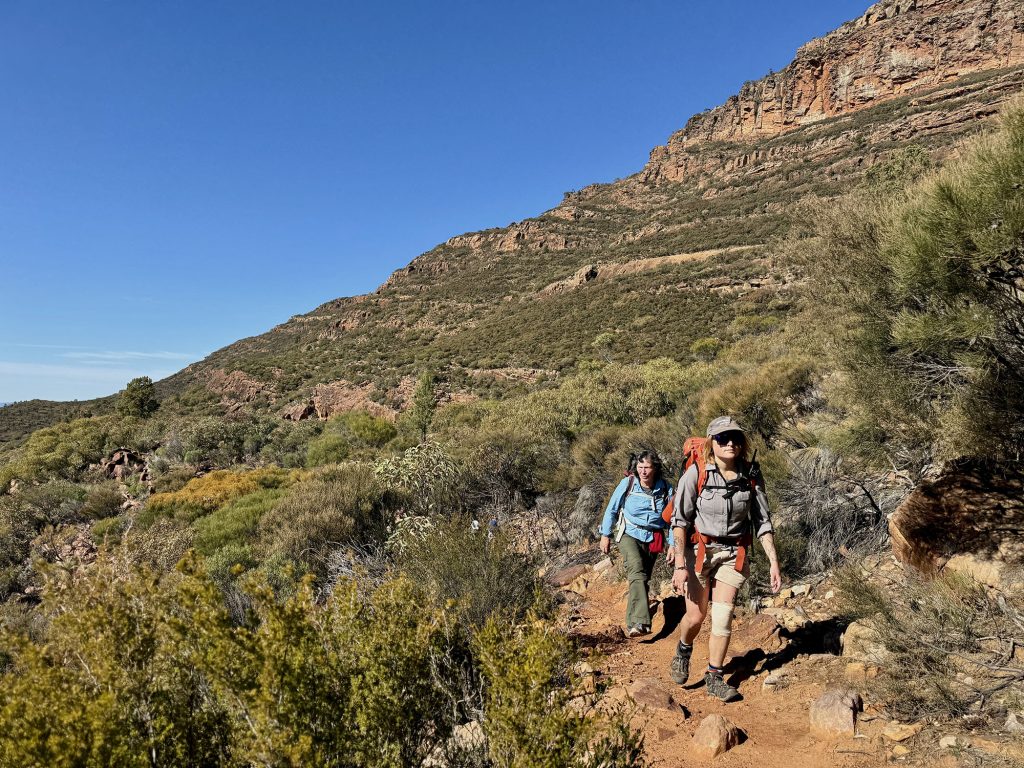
[889,458,1024,586]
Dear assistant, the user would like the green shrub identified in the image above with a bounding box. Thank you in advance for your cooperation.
[801,100,1024,465]
[258,463,393,576]
[306,433,351,467]
[374,442,466,516]
[1,417,119,487]
[397,515,548,630]
[0,554,642,767]
[330,410,397,448]
[193,487,288,556]
[475,619,646,767]
[79,482,123,520]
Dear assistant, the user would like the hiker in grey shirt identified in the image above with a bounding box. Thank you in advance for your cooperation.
[668,416,782,702]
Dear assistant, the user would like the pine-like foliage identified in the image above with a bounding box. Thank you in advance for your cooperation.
[804,100,1024,467]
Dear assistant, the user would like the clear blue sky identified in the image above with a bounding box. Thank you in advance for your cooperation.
[0,0,869,403]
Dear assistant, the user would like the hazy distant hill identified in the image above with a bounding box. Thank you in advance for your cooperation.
[3,0,1022,445]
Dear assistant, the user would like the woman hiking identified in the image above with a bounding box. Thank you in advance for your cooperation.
[598,451,674,637]
[669,417,781,701]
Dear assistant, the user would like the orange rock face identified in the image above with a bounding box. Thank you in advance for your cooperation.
[660,0,1022,148]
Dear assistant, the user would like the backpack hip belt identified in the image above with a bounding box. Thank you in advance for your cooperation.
[689,529,754,573]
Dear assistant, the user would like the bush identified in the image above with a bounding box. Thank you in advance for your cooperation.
[0,554,641,767]
[143,467,300,525]
[79,482,123,520]
[397,514,548,630]
[695,356,815,442]
[330,410,397,448]
[258,464,393,576]
[374,442,465,517]
[475,619,646,767]
[801,100,1024,465]
[193,487,289,556]
[1,417,120,488]
[306,433,351,467]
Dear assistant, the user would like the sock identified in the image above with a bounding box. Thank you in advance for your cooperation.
[707,664,724,676]
[677,641,692,654]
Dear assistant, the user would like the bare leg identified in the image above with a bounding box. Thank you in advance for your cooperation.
[678,570,709,644]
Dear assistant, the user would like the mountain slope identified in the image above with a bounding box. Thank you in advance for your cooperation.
[3,0,1023,443]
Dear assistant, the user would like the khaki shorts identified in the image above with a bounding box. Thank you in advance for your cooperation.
[685,543,749,590]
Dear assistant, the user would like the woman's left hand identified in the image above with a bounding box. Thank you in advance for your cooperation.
[664,548,675,565]
[769,563,782,594]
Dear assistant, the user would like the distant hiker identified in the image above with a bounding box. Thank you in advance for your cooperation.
[669,417,781,701]
[599,451,674,637]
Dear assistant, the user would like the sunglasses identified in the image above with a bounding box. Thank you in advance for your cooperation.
[713,431,744,446]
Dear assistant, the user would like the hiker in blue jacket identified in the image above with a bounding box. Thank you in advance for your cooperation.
[599,451,674,637]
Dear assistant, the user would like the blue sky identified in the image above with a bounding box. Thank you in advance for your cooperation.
[0,0,870,403]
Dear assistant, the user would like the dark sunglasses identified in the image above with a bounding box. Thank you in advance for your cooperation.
[713,431,744,446]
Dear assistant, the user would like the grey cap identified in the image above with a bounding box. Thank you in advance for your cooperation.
[706,416,746,438]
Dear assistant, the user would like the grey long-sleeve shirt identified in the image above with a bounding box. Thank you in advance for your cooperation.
[671,463,773,539]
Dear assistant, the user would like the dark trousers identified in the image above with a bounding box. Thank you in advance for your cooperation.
[618,533,657,627]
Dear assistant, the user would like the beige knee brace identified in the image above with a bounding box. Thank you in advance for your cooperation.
[710,601,735,637]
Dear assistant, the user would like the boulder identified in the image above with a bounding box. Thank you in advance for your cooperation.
[889,458,1024,584]
[281,401,315,421]
[733,612,787,654]
[692,714,743,758]
[809,688,862,738]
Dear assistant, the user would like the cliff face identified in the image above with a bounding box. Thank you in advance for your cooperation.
[656,0,1022,148]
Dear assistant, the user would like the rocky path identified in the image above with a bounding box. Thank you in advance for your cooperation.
[565,574,895,767]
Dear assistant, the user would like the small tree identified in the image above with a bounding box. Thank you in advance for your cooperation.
[407,372,436,442]
[117,377,159,419]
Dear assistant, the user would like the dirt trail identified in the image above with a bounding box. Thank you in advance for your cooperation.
[569,579,892,767]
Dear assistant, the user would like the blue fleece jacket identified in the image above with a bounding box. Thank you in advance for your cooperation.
[599,476,674,545]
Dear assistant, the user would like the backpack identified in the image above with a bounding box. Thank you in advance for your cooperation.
[610,474,635,543]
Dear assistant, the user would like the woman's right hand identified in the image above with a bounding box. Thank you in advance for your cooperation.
[672,567,688,595]
[600,535,610,555]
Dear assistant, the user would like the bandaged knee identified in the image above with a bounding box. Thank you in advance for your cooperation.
[710,601,735,637]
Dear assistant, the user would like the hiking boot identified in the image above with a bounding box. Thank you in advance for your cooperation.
[625,624,650,638]
[704,671,740,702]
[669,644,692,684]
